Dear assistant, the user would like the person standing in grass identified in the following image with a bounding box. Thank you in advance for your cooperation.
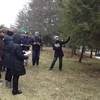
[3,30,14,88]
[0,28,7,82]
[20,30,30,66]
[31,31,42,66]
[49,36,70,71]
[11,33,28,95]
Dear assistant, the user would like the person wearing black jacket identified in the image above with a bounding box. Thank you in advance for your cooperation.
[11,33,28,95]
[0,28,7,82]
[49,36,70,71]
[3,34,13,88]
[31,31,42,66]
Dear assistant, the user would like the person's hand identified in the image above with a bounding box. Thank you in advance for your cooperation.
[20,44,23,46]
[28,45,31,47]
[34,42,37,45]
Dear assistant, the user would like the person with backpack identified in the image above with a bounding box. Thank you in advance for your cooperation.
[49,36,70,71]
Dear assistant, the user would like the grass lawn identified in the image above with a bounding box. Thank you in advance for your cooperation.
[0,47,100,100]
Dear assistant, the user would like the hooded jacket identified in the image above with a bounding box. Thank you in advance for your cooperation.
[3,35,13,68]
[11,34,28,76]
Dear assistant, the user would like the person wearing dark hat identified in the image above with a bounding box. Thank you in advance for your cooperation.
[11,33,28,95]
[3,31,14,88]
[3,36,13,88]
[49,36,70,71]
[0,28,7,82]
[2,30,14,72]
[7,30,14,36]
[31,31,42,66]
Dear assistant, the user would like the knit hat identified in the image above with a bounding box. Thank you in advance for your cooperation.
[21,30,26,34]
[35,31,39,36]
[54,36,59,39]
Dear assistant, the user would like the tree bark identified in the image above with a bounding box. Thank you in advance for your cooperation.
[95,49,97,56]
[79,45,85,63]
[71,48,74,57]
[73,47,76,55]
[90,48,93,58]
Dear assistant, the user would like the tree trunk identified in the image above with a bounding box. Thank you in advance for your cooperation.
[95,49,97,56]
[71,48,74,57]
[73,47,76,55]
[90,48,93,58]
[79,45,85,63]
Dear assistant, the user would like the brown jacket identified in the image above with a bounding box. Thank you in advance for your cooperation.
[0,36,4,59]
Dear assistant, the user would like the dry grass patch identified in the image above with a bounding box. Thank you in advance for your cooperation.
[0,47,100,100]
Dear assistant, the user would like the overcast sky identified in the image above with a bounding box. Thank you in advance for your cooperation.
[0,0,29,28]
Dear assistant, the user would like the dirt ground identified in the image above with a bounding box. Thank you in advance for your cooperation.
[0,47,100,100]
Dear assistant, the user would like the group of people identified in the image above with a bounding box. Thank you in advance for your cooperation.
[0,28,70,95]
[0,29,29,95]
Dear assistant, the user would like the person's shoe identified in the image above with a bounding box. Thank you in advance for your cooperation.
[59,69,62,71]
[35,64,39,66]
[0,79,3,82]
[32,64,35,66]
[49,68,52,70]
[12,90,22,95]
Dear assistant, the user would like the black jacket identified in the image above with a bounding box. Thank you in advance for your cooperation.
[53,37,70,57]
[3,35,13,68]
[11,34,28,76]
[31,37,42,50]
[0,36,4,59]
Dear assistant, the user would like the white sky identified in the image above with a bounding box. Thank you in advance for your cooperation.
[0,0,29,28]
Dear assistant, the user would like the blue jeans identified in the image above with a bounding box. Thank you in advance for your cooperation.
[32,50,40,65]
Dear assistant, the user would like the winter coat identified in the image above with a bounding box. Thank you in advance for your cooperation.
[3,35,13,68]
[11,34,28,76]
[0,36,4,59]
[53,37,70,57]
[31,37,42,51]
[26,37,32,51]
[21,36,28,51]
[21,36,31,51]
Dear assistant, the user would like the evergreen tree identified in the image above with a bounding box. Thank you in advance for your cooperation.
[58,0,100,62]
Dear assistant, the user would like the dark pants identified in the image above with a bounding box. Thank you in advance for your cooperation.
[0,61,2,71]
[12,76,19,91]
[0,61,2,78]
[5,68,12,82]
[50,57,63,70]
[32,50,40,65]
